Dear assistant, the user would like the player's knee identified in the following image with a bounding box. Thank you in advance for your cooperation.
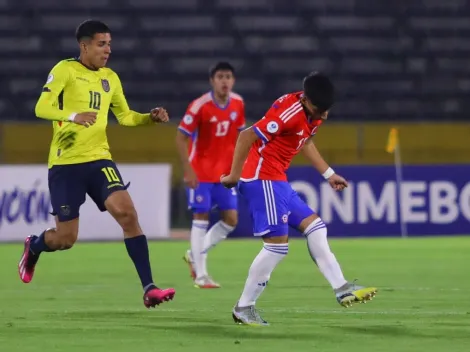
[221,212,238,227]
[303,217,327,237]
[255,241,288,281]
[263,234,288,244]
[114,206,139,230]
[193,212,209,221]
[299,214,322,234]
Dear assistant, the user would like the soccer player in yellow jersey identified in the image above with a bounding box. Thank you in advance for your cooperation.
[18,20,175,308]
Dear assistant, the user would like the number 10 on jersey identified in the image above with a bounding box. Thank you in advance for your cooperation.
[89,91,101,110]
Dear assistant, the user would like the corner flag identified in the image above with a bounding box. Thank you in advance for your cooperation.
[386,128,398,153]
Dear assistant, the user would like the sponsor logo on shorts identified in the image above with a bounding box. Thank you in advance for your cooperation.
[282,214,288,223]
[196,195,203,203]
[60,205,71,216]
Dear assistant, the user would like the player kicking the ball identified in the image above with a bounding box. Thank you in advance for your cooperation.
[176,62,246,288]
[221,72,377,326]
[18,20,175,308]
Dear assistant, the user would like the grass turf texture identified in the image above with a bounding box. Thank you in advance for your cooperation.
[1,237,470,352]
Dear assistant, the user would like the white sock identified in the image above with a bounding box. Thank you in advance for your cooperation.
[199,221,235,276]
[304,218,347,290]
[238,243,288,307]
[190,220,208,279]
[203,220,234,253]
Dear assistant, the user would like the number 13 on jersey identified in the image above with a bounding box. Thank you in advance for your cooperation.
[215,121,230,137]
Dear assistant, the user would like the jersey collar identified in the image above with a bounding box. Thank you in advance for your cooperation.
[75,57,99,71]
[210,91,231,110]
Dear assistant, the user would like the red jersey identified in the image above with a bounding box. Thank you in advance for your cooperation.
[241,92,322,182]
[178,91,246,182]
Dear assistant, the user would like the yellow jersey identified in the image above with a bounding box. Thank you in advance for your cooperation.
[36,58,153,168]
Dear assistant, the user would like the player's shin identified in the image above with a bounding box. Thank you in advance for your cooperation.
[200,220,234,275]
[203,220,234,253]
[304,218,347,289]
[237,242,288,307]
[190,219,209,279]
[124,234,156,292]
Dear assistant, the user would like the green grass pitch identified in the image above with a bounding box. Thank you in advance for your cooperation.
[1,237,470,352]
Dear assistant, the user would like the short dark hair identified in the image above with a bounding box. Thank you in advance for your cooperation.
[209,62,235,78]
[303,72,335,113]
[76,20,110,42]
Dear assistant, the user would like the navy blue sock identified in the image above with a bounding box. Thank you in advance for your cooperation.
[124,235,155,291]
[30,231,55,255]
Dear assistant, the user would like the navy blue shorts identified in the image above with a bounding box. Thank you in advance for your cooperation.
[48,160,129,222]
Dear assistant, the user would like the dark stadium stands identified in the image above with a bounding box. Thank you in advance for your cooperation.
[1,0,469,121]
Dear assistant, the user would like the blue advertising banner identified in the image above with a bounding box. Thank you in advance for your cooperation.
[212,165,470,238]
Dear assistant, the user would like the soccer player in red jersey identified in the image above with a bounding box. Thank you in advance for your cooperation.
[176,62,245,288]
[221,72,378,325]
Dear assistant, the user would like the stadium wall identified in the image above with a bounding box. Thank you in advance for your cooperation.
[2,122,470,184]
[2,122,469,238]
[0,164,172,242]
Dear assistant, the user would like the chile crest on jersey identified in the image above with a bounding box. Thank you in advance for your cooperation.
[230,111,238,121]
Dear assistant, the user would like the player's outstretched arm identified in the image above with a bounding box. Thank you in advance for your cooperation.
[110,72,164,126]
[221,127,259,188]
[301,139,331,175]
[301,139,348,190]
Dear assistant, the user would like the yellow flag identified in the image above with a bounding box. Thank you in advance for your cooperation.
[386,128,398,153]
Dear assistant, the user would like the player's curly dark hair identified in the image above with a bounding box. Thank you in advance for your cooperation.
[209,62,235,78]
[76,20,111,42]
[303,72,335,113]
